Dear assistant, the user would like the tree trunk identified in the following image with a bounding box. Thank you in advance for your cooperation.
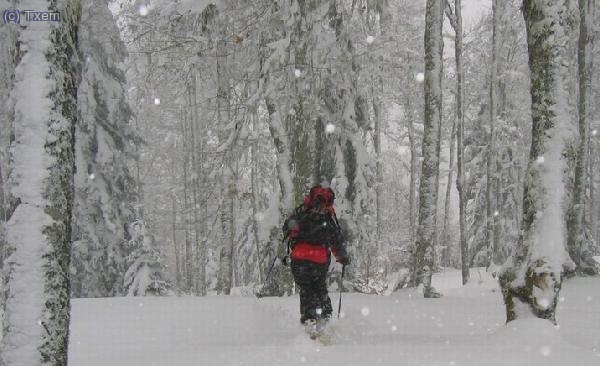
[453,0,469,285]
[412,0,444,298]
[172,195,182,292]
[265,99,295,215]
[486,0,500,268]
[493,158,503,265]
[193,72,208,296]
[181,102,192,293]
[189,74,206,295]
[250,134,263,284]
[441,117,456,267]
[567,0,595,275]
[2,1,80,363]
[499,0,572,324]
[590,137,598,247]
[216,30,235,295]
[406,96,419,247]
[373,91,384,250]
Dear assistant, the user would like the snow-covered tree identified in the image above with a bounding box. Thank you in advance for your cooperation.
[566,0,598,275]
[499,0,575,323]
[0,3,19,266]
[124,219,170,296]
[71,0,139,298]
[0,0,20,349]
[1,0,80,363]
[454,2,529,269]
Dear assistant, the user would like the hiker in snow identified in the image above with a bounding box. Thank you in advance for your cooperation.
[282,185,350,325]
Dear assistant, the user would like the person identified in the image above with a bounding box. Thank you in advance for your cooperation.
[282,185,350,325]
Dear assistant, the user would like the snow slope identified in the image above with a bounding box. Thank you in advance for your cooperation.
[69,269,600,366]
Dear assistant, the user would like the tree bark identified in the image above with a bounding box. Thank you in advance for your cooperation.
[373,91,384,250]
[250,132,263,284]
[566,0,595,275]
[216,26,236,294]
[486,0,500,268]
[189,73,208,295]
[412,0,444,298]
[453,0,469,285]
[590,137,598,247]
[172,195,182,292]
[441,117,456,267]
[406,96,418,247]
[180,100,192,293]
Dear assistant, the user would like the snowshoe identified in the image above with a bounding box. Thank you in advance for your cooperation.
[305,316,329,341]
[304,319,318,339]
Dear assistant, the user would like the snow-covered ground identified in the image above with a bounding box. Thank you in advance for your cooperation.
[69,269,600,366]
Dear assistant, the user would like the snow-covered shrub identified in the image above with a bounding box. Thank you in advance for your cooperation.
[124,220,170,296]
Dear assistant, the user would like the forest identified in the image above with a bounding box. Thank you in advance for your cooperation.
[0,0,599,365]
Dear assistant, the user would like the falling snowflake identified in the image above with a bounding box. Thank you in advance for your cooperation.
[391,325,397,332]
[154,98,161,105]
[89,173,95,180]
[493,210,499,217]
[294,69,302,78]
[361,307,370,316]
[592,129,598,136]
[325,123,336,134]
[415,73,425,83]
[536,156,545,164]
[139,5,149,16]
[366,35,375,44]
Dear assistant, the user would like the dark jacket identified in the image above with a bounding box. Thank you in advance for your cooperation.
[283,205,348,265]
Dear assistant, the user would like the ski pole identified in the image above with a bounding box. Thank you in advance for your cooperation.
[262,236,288,284]
[263,255,278,284]
[337,264,345,319]
[256,256,278,298]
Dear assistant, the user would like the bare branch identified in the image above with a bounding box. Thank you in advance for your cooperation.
[445,0,458,31]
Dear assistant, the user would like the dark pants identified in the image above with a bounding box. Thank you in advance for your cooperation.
[291,259,332,323]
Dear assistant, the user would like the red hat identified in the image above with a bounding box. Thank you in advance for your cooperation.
[303,185,335,208]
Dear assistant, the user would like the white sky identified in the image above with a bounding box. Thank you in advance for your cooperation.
[444,0,492,58]
[462,0,492,29]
